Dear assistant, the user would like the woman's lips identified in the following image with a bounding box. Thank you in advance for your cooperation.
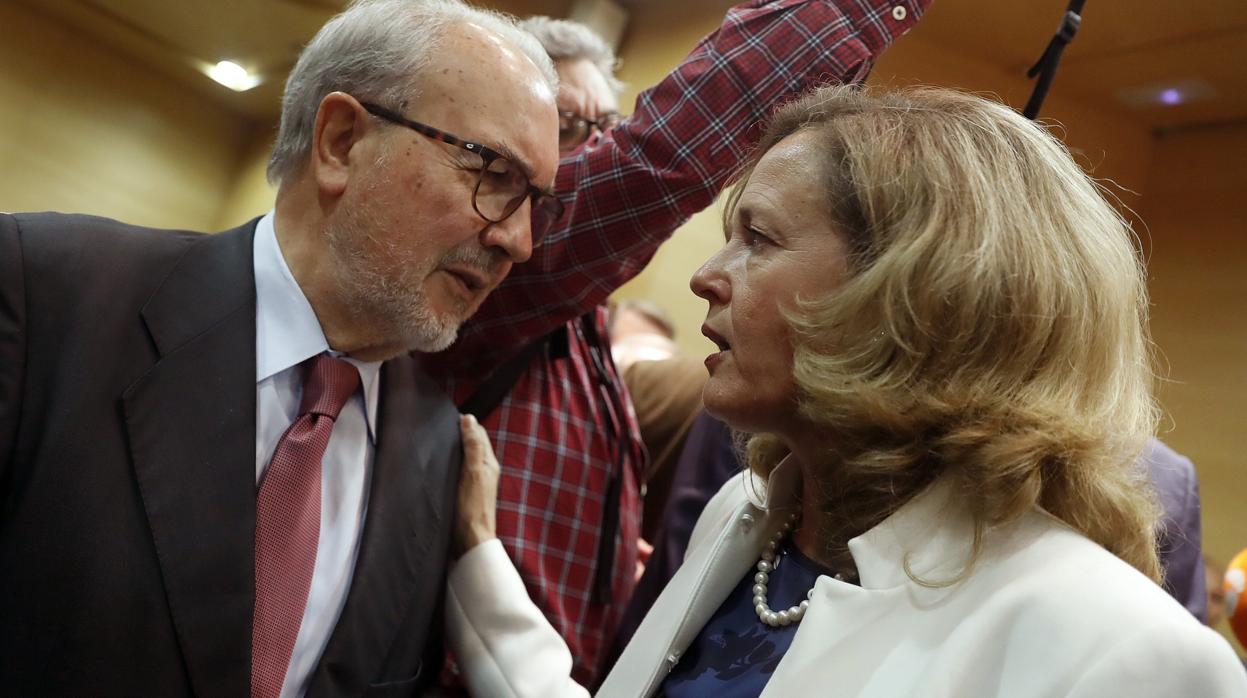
[704,350,728,371]
[701,324,732,371]
[701,324,731,351]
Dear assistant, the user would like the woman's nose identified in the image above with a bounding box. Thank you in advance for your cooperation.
[690,252,729,304]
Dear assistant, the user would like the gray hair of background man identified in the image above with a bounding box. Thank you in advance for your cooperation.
[519,16,623,93]
[267,0,558,185]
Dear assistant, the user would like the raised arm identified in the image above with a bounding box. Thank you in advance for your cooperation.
[440,0,931,369]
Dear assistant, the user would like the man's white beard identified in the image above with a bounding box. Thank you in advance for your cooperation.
[325,210,462,354]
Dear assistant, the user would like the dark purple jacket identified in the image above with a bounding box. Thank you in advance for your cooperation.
[1145,438,1207,621]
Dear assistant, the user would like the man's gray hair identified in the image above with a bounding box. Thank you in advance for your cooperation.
[267,0,557,185]
[519,16,623,94]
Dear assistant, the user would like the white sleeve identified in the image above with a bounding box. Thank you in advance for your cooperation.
[1065,621,1247,697]
[446,540,592,698]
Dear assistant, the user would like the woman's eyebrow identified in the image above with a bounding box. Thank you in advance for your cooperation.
[726,204,752,241]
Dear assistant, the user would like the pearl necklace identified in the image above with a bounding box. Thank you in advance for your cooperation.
[752,512,848,628]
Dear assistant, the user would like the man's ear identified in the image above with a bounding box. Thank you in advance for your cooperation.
[311,91,369,198]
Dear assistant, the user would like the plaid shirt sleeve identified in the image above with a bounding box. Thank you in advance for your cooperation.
[433,0,932,375]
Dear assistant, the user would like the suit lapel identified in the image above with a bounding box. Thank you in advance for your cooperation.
[307,356,462,696]
[122,223,258,698]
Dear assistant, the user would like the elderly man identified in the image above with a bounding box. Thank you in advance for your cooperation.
[0,1,558,696]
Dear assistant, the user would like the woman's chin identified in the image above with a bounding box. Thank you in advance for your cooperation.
[702,395,764,435]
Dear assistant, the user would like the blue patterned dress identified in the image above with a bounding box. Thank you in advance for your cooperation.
[661,540,835,697]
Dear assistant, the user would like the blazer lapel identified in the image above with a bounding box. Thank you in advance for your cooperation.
[603,461,803,697]
[673,504,776,656]
[307,355,462,696]
[122,223,258,698]
[602,498,775,697]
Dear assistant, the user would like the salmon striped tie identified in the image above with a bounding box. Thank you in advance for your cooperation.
[252,353,360,698]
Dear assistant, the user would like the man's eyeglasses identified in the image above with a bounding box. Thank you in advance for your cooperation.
[558,110,621,152]
[361,102,565,245]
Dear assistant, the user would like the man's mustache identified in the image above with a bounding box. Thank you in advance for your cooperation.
[440,245,504,281]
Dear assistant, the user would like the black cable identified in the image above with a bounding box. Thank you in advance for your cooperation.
[1024,0,1087,119]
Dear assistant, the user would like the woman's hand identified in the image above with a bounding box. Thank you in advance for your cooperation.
[456,414,501,557]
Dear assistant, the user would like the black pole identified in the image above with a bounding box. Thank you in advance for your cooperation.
[1023,0,1087,119]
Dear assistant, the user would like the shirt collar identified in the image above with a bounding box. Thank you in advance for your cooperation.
[848,476,973,589]
[254,211,382,441]
[745,454,801,513]
[750,454,974,590]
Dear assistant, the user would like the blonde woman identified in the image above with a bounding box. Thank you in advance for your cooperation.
[446,86,1247,697]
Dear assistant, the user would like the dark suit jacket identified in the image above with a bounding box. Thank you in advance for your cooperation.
[0,213,461,697]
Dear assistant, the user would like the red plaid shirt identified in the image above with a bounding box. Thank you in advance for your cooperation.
[427,0,931,685]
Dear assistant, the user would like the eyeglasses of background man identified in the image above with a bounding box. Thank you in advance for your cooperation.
[558,110,620,152]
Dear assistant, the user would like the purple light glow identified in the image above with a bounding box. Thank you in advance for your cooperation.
[1159,88,1183,105]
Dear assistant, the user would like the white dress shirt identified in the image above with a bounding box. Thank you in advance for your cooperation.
[253,211,383,698]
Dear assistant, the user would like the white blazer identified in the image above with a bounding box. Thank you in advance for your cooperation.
[447,458,1247,697]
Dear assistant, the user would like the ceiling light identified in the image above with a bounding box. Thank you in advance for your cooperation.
[1159,88,1183,106]
[206,60,261,92]
[1115,79,1215,109]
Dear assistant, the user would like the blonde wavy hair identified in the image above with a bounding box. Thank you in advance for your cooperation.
[731,85,1161,581]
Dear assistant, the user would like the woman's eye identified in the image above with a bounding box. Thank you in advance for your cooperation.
[744,227,770,246]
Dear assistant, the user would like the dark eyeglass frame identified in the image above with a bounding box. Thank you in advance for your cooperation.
[360,101,565,242]
[558,110,621,150]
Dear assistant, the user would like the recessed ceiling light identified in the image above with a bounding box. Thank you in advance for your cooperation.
[1158,88,1183,106]
[1116,79,1215,109]
[205,60,261,92]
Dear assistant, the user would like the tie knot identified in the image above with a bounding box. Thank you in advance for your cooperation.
[299,353,360,420]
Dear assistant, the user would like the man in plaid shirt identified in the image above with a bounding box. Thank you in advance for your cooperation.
[425,0,932,686]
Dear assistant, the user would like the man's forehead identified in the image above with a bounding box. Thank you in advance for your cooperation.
[427,88,554,183]
[415,24,559,184]
[423,22,549,100]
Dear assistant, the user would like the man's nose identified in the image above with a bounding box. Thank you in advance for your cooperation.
[482,200,534,264]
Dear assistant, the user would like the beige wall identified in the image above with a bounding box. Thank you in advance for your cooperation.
[1140,124,1247,654]
[0,2,252,231]
[871,36,1155,208]
[215,124,278,230]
